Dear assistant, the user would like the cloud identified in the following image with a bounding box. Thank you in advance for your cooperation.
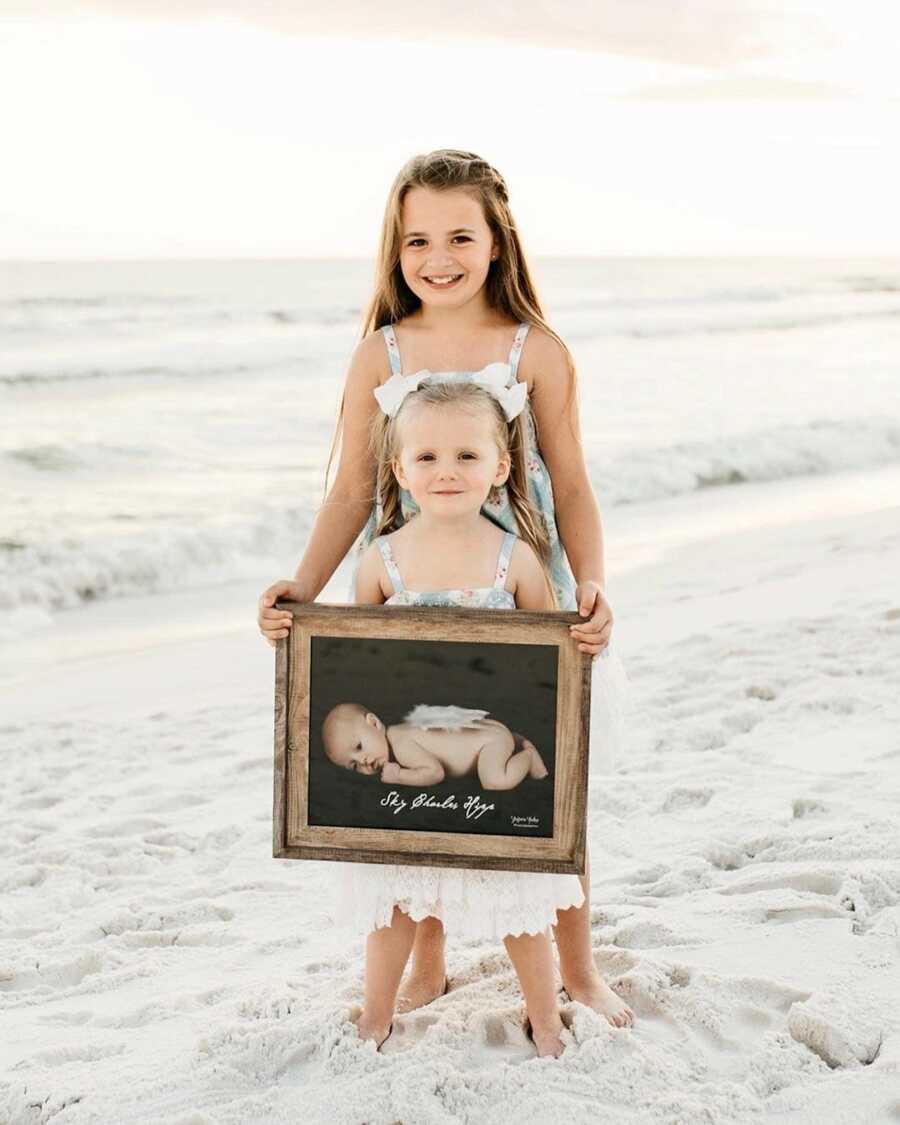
[624,76,851,101]
[0,0,830,69]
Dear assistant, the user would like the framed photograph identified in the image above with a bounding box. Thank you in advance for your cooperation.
[272,602,592,874]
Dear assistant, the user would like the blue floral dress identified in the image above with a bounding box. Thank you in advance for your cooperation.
[350,321,630,774]
[374,528,519,609]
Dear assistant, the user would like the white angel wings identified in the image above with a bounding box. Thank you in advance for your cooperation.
[402,704,490,730]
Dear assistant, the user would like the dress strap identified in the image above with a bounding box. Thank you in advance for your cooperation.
[380,324,403,376]
[507,323,530,381]
[376,535,405,594]
[493,532,517,590]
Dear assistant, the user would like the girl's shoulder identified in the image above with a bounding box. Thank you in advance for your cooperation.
[486,524,538,579]
[516,324,572,391]
[506,532,540,571]
[346,327,394,389]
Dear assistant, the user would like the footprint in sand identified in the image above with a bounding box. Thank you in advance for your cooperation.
[745,683,778,701]
[612,918,698,949]
[719,871,843,897]
[0,950,104,994]
[17,1042,126,1068]
[85,816,167,838]
[37,1008,94,1027]
[19,794,64,810]
[787,989,883,1067]
[661,786,714,812]
[475,1011,536,1059]
[792,797,828,818]
[141,792,211,813]
[380,1012,441,1054]
[720,709,763,734]
[481,1012,511,1047]
[344,1005,440,1055]
[764,903,847,924]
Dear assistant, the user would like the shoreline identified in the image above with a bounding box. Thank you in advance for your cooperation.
[2,462,898,722]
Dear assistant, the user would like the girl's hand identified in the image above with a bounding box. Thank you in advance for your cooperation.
[381,762,402,783]
[258,580,306,648]
[569,581,613,661]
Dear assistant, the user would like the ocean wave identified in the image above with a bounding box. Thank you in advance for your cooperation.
[0,505,314,617]
[4,443,153,472]
[624,306,900,340]
[2,294,195,309]
[841,274,900,294]
[591,417,900,506]
[0,354,308,386]
[1,417,897,617]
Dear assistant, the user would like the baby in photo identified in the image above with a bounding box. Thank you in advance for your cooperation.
[321,702,549,790]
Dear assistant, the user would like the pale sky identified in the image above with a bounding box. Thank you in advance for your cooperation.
[1,1,898,258]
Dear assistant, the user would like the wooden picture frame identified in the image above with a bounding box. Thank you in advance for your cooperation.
[272,602,592,875]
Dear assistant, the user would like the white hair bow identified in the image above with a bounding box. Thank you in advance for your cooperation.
[373,362,528,422]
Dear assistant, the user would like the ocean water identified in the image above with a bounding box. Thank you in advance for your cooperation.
[1,257,899,627]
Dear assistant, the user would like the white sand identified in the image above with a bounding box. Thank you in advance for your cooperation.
[2,473,900,1125]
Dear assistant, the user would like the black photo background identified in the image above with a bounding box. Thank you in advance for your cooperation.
[305,635,559,837]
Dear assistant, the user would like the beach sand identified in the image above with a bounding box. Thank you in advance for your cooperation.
[2,473,899,1125]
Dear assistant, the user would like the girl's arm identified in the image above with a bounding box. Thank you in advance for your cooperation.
[257,333,387,644]
[291,332,388,598]
[523,329,606,592]
[521,329,613,655]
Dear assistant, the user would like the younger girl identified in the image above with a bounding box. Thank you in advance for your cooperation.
[348,375,584,1057]
[258,149,633,1032]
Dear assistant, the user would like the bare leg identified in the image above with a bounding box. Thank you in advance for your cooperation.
[354,905,417,1048]
[519,736,548,779]
[552,844,634,1028]
[504,928,565,1057]
[396,915,449,1014]
[478,729,535,791]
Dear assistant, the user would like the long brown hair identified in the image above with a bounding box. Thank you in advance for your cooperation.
[372,380,557,607]
[324,149,578,497]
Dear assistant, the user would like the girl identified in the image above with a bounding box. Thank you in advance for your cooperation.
[258,149,634,1033]
[349,374,586,1057]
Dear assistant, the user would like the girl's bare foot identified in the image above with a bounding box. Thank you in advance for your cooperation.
[564,973,634,1028]
[395,972,449,1014]
[521,738,549,780]
[353,1011,393,1050]
[525,1016,565,1058]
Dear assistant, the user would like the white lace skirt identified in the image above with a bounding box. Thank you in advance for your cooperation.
[334,860,585,942]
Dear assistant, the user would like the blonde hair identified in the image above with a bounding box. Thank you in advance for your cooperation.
[324,148,578,497]
[372,381,557,607]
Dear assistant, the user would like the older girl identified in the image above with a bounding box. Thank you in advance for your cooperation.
[258,149,633,1033]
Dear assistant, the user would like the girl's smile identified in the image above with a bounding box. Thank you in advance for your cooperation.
[421,274,464,290]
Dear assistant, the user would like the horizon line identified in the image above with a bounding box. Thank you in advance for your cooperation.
[3,252,899,265]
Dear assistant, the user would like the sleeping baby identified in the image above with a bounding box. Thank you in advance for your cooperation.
[321,703,549,791]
